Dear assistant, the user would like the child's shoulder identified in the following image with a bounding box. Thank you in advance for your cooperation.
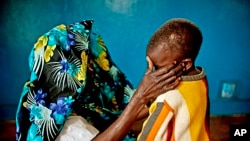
[155,89,183,108]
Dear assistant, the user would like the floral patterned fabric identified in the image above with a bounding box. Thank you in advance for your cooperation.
[16,20,136,141]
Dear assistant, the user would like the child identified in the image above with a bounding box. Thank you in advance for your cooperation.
[16,19,185,141]
[137,18,210,141]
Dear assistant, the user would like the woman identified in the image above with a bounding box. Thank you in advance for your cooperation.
[16,20,184,141]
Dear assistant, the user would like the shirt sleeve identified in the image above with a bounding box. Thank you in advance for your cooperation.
[137,101,175,141]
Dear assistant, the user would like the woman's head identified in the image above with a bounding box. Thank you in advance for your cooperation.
[146,18,203,71]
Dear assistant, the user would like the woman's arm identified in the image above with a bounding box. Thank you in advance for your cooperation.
[92,57,184,141]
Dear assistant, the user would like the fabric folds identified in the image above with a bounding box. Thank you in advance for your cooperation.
[16,20,135,141]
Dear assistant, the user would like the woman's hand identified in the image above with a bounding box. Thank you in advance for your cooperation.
[133,56,185,105]
[92,56,185,141]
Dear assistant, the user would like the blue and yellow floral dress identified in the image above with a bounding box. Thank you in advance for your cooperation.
[16,20,136,141]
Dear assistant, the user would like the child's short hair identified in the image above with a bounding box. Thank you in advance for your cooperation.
[147,18,203,61]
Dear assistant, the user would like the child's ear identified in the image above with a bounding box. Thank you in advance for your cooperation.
[181,58,193,71]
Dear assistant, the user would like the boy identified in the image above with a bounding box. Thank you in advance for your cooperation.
[137,18,210,141]
[16,19,184,141]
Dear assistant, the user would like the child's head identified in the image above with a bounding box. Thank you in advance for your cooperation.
[146,18,202,71]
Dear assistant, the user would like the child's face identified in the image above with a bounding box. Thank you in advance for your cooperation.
[147,43,178,71]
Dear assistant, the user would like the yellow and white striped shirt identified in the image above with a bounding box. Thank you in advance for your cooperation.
[138,67,209,141]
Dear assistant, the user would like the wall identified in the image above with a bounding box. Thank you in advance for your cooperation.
[0,0,250,120]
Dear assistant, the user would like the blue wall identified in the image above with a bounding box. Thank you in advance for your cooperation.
[0,0,250,120]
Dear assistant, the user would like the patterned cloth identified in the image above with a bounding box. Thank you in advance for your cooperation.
[16,20,136,141]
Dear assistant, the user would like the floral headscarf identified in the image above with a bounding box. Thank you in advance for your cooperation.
[16,20,136,141]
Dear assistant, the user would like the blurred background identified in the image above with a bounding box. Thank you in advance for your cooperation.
[0,0,250,140]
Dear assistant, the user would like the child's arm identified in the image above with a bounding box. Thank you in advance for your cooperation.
[137,101,175,141]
